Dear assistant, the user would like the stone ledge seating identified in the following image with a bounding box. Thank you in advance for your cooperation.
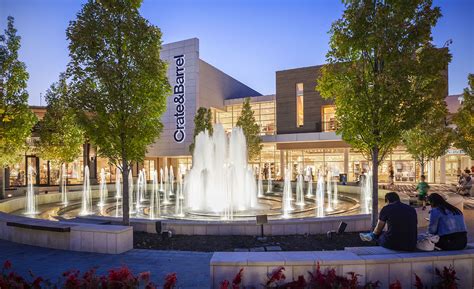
[210,245,474,289]
[0,212,133,254]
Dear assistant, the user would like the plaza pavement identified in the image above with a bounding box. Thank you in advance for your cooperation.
[0,239,212,289]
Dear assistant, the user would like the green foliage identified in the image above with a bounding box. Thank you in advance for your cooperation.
[452,74,474,159]
[36,74,84,165]
[0,16,37,168]
[236,98,262,161]
[66,0,170,223]
[402,101,452,175]
[317,0,450,226]
[189,107,213,154]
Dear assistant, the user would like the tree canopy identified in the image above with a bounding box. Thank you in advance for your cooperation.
[452,74,474,159]
[36,74,84,165]
[0,16,37,198]
[236,98,262,161]
[402,100,452,175]
[317,0,450,226]
[66,0,170,224]
[189,107,213,154]
[0,16,37,168]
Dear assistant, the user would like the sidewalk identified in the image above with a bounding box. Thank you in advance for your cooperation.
[0,239,212,289]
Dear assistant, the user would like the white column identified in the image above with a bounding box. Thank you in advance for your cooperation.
[344,148,349,176]
[440,156,446,184]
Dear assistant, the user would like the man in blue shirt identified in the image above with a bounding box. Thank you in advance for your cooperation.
[360,192,418,251]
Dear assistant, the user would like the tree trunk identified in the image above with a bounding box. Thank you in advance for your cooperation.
[420,161,425,177]
[122,161,130,226]
[371,147,379,229]
[0,167,5,200]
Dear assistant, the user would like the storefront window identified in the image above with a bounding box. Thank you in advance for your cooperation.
[49,162,61,185]
[39,159,50,185]
[26,156,38,185]
[322,105,336,132]
[215,101,276,136]
[177,157,192,172]
[8,159,26,187]
[349,151,368,182]
[143,159,156,181]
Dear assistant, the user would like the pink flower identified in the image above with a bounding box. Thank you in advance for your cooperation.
[220,279,230,289]
[140,271,151,281]
[266,266,286,286]
[164,272,177,289]
[232,268,244,288]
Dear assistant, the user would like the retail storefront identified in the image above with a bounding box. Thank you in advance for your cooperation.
[5,38,472,189]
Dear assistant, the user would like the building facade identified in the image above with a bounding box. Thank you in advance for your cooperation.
[5,38,472,189]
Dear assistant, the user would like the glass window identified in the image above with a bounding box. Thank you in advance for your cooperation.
[296,83,304,127]
[8,158,26,187]
[322,105,336,132]
[143,159,156,181]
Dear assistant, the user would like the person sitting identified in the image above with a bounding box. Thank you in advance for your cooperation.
[457,170,472,196]
[360,192,417,251]
[427,193,467,251]
[414,175,430,210]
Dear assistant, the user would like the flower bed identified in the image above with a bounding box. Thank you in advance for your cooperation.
[0,260,177,289]
[218,264,458,289]
[1,260,458,289]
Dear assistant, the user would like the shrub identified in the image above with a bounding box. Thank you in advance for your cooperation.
[1,260,176,289]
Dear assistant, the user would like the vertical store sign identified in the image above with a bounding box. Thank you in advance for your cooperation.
[173,54,185,143]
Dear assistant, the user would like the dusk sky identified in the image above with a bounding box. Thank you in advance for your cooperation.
[1,0,473,105]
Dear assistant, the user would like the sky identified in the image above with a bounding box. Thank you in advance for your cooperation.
[1,0,473,105]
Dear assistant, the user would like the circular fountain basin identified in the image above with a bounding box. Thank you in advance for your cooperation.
[10,191,360,222]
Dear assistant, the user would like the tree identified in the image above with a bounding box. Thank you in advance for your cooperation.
[317,0,450,227]
[452,74,474,159]
[236,98,262,161]
[36,74,83,192]
[66,0,170,225]
[402,101,452,176]
[189,107,213,154]
[0,16,37,199]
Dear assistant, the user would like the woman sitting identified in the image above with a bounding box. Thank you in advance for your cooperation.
[428,193,468,251]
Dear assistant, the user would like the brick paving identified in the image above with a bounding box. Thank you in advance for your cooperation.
[0,239,212,289]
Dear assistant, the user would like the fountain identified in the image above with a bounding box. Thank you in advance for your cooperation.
[60,163,68,205]
[79,165,92,215]
[316,171,325,217]
[115,167,122,199]
[159,168,164,192]
[163,166,170,204]
[361,170,373,214]
[149,169,160,219]
[296,173,305,206]
[332,173,339,206]
[266,163,272,193]
[326,171,334,212]
[98,168,108,207]
[169,166,174,196]
[175,166,185,216]
[257,168,264,198]
[306,167,314,197]
[24,166,37,215]
[282,164,294,217]
[135,169,146,212]
[222,164,234,220]
[128,170,134,213]
[184,124,257,214]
